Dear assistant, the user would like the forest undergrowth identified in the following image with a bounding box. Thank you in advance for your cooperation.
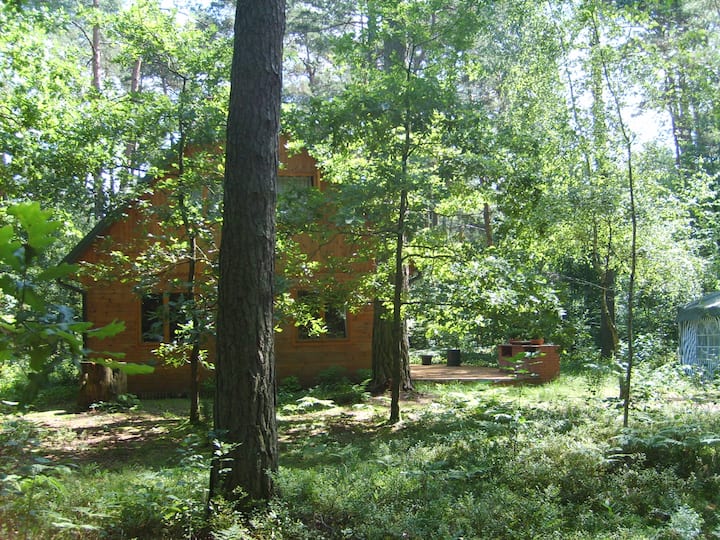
[2,363,720,539]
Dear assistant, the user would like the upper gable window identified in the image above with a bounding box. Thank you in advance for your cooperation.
[278,175,313,194]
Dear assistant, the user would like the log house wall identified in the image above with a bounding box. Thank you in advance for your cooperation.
[72,142,373,395]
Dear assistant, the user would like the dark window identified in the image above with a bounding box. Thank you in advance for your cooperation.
[141,292,191,343]
[141,294,164,342]
[167,292,191,341]
[324,305,347,338]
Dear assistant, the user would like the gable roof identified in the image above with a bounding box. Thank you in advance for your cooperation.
[678,292,720,322]
[63,137,317,267]
[62,205,130,265]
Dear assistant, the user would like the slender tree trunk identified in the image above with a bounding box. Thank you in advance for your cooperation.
[209,0,284,507]
[591,9,638,426]
[387,55,417,423]
[588,6,620,360]
[390,189,409,424]
[666,73,684,171]
[368,14,414,404]
[91,0,106,217]
[78,0,120,407]
[623,145,637,427]
[92,0,101,90]
[123,57,142,188]
[176,78,201,425]
[130,57,141,92]
[183,229,200,425]
[388,88,415,422]
[483,202,493,246]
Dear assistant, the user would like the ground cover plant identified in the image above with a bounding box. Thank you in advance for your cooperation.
[2,364,720,539]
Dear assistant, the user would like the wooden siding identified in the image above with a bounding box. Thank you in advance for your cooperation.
[73,141,373,395]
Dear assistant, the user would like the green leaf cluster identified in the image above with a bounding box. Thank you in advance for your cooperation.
[0,202,138,403]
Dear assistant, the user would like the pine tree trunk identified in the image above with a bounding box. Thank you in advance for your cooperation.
[188,339,200,424]
[209,0,284,508]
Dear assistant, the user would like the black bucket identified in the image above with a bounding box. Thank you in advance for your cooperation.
[447,349,461,366]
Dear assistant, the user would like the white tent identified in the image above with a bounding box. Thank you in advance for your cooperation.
[678,292,720,376]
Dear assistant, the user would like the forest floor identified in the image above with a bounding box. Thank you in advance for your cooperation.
[4,371,720,539]
[20,405,192,469]
[5,390,438,476]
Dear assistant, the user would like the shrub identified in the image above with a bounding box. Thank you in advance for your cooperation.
[89,393,141,413]
[309,366,370,405]
[316,366,351,387]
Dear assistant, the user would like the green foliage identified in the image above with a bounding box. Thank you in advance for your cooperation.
[152,341,210,370]
[500,350,545,379]
[279,366,372,409]
[0,202,136,404]
[614,422,720,478]
[411,246,567,349]
[0,417,77,537]
[88,393,141,413]
[3,0,720,531]
[278,376,304,404]
[0,401,210,539]
[664,505,704,540]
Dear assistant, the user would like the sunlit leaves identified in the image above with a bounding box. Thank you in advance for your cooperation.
[0,202,138,401]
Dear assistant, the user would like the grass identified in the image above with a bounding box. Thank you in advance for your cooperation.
[2,363,720,538]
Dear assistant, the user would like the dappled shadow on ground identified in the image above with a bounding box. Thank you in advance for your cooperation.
[17,390,499,473]
[277,390,470,470]
[22,409,205,470]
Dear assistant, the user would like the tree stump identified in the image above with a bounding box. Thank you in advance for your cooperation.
[78,362,127,408]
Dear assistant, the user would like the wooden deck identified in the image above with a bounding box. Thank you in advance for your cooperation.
[410,364,519,384]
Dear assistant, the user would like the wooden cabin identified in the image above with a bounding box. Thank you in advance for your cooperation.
[64,141,374,397]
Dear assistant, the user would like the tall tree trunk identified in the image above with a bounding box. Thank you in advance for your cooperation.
[590,7,638,426]
[91,0,101,90]
[588,5,618,360]
[91,0,105,217]
[623,146,637,427]
[123,57,142,188]
[368,12,414,407]
[78,0,118,408]
[388,77,417,421]
[209,0,284,508]
[181,210,201,424]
